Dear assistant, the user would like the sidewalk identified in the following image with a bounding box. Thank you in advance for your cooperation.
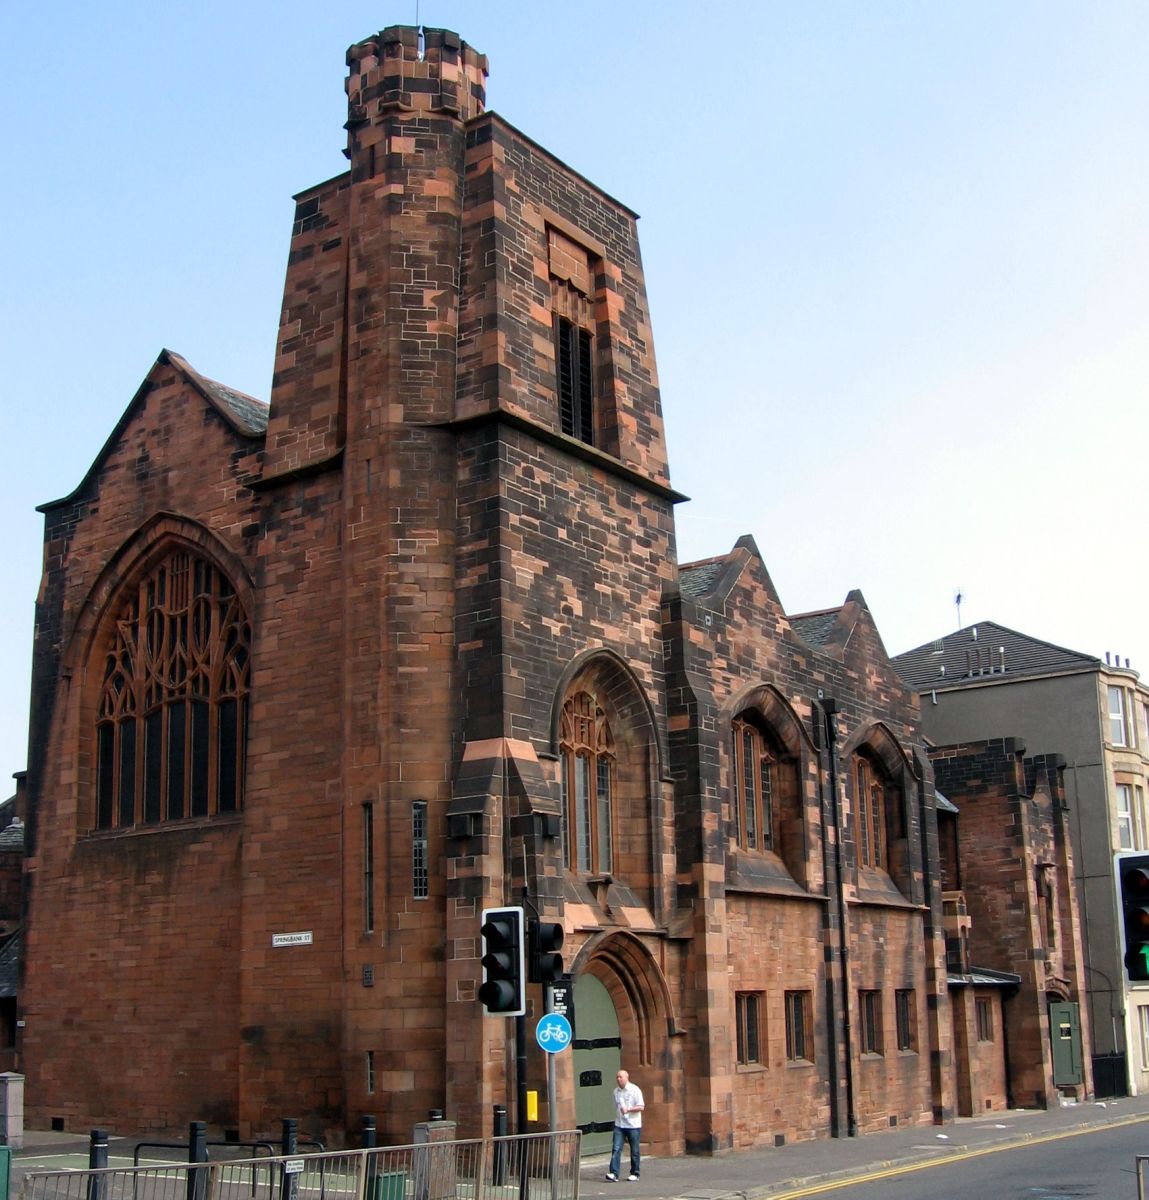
[9,1097,1149,1200]
[576,1094,1149,1199]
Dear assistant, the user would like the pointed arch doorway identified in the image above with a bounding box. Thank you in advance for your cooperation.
[572,973,621,1156]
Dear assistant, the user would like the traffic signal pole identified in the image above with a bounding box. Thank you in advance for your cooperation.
[545,983,557,1133]
[515,1013,528,1135]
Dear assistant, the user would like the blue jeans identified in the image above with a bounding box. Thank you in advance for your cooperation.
[609,1125,640,1178]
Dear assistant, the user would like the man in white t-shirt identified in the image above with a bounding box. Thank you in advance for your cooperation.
[605,1068,644,1182]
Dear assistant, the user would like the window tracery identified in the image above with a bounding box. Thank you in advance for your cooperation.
[95,548,250,830]
[559,690,614,873]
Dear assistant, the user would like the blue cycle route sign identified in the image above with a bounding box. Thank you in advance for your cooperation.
[535,1012,572,1054]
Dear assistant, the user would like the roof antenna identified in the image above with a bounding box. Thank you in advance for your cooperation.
[415,1,425,60]
[954,588,963,630]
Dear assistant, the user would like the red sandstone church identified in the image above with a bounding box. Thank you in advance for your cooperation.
[19,26,1089,1153]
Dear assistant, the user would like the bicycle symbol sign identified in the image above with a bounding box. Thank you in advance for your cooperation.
[535,1012,573,1054]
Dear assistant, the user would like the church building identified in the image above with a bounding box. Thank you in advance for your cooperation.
[21,26,953,1153]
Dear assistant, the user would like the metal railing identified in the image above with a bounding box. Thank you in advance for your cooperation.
[19,1132,581,1200]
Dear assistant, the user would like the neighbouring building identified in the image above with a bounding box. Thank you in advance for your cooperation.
[0,774,24,1070]
[895,622,1148,1098]
[21,25,956,1151]
[932,739,1091,1113]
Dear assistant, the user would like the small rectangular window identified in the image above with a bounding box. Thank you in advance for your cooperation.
[1118,784,1136,851]
[895,989,916,1052]
[859,990,883,1056]
[1110,686,1129,746]
[976,997,994,1042]
[366,1049,376,1094]
[412,801,429,900]
[735,992,764,1066]
[785,990,812,1062]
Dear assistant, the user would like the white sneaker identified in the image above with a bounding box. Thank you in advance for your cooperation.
[627,1175,639,1182]
[604,1174,617,1182]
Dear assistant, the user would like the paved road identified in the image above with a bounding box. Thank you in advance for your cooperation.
[9,1096,1149,1200]
[768,1121,1149,1199]
[575,1097,1149,1199]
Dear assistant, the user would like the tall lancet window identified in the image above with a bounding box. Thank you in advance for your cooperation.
[559,691,615,874]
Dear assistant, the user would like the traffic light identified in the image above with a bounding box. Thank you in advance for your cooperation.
[479,906,526,1015]
[529,919,565,985]
[1120,854,1149,983]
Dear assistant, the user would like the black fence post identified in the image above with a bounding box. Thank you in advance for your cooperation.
[186,1121,208,1200]
[87,1129,109,1200]
[281,1119,299,1200]
[361,1117,377,1150]
[362,1115,378,1200]
[492,1105,507,1185]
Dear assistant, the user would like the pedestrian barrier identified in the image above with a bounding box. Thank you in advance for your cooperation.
[18,1131,581,1200]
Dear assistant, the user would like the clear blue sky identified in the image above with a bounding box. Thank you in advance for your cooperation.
[3,2,1147,781]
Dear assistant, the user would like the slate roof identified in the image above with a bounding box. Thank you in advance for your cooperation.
[0,819,23,851]
[948,965,1023,989]
[678,558,728,599]
[168,351,269,437]
[892,621,1098,692]
[0,931,19,998]
[789,609,842,650]
[935,790,959,815]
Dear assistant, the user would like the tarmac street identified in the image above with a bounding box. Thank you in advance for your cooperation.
[574,1096,1149,1199]
[8,1096,1149,1200]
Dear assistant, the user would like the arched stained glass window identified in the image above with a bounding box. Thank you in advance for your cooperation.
[559,691,614,874]
[854,755,886,870]
[732,716,776,852]
[95,548,250,830]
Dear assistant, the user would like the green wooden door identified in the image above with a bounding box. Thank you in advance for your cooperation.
[1050,1000,1083,1086]
[572,974,621,1157]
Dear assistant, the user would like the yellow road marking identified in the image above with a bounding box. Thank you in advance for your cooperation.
[765,1113,1149,1199]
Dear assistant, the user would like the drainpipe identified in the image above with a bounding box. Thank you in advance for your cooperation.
[816,700,842,1138]
[915,759,948,1122]
[821,697,857,1137]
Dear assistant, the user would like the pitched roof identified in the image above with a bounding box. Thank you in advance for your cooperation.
[167,352,269,437]
[892,621,1098,692]
[0,931,19,998]
[679,558,728,599]
[0,818,23,851]
[789,608,843,650]
[39,350,268,514]
[935,790,959,815]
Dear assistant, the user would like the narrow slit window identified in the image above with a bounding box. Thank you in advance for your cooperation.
[412,801,429,900]
[363,803,375,932]
[555,316,594,445]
